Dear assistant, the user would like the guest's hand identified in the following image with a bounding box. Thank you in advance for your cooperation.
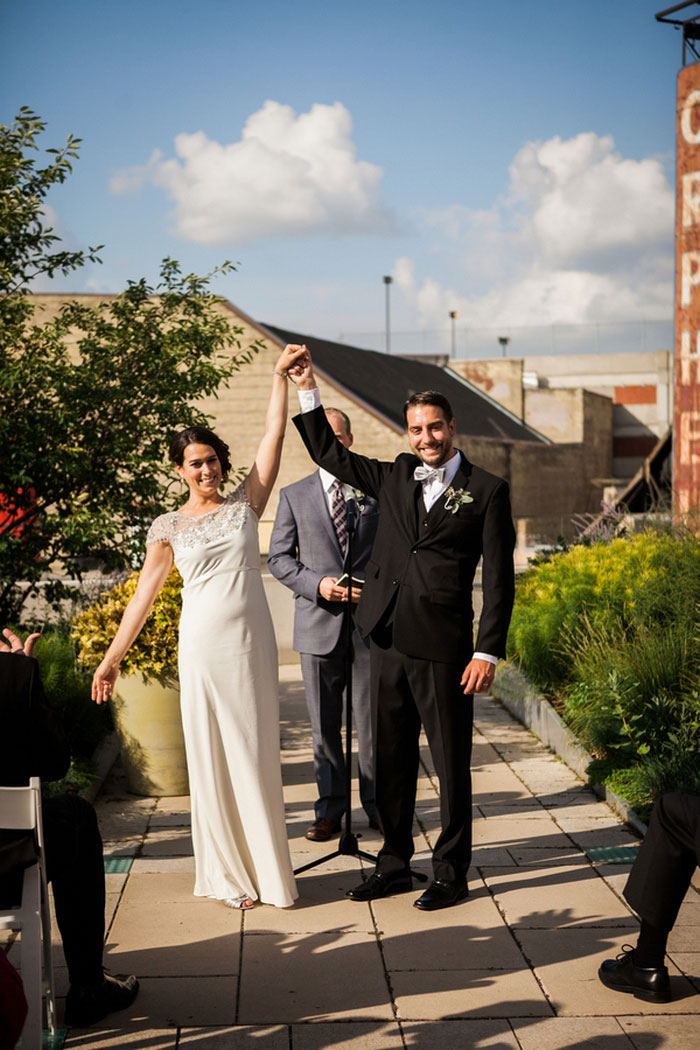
[460,658,495,694]
[274,344,308,378]
[350,586,363,604]
[318,577,352,602]
[287,349,316,390]
[92,660,119,705]
[0,628,41,658]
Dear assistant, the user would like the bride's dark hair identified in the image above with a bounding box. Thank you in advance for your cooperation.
[169,426,232,480]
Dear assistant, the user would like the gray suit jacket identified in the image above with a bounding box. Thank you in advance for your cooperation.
[268,472,379,656]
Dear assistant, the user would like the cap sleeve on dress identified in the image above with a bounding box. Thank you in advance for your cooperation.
[146,515,173,546]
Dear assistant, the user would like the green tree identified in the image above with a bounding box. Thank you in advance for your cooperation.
[0,109,261,621]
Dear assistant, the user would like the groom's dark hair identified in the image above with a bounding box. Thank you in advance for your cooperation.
[169,426,232,479]
[403,391,454,425]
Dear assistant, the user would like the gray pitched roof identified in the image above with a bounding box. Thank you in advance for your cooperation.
[263,324,547,443]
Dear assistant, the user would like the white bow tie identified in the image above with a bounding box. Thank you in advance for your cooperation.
[413,464,446,483]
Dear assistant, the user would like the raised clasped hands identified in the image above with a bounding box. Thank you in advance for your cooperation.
[285,346,315,390]
[276,344,309,381]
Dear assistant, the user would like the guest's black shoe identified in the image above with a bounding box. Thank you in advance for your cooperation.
[598,946,671,1003]
[65,973,140,1026]
[346,870,412,901]
[413,879,469,911]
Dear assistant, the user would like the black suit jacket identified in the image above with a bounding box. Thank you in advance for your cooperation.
[294,406,516,664]
[0,654,70,787]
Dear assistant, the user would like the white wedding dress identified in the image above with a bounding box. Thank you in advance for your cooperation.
[146,484,297,907]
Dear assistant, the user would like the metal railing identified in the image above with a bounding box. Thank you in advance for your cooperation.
[337,320,674,359]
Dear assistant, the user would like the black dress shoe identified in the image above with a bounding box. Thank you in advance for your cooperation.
[65,973,140,1026]
[367,816,380,830]
[346,870,412,901]
[598,946,671,1003]
[305,817,340,841]
[413,879,469,911]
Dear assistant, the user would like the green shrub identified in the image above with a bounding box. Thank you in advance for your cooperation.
[508,528,700,812]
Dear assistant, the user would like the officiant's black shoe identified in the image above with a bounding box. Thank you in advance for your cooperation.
[413,879,470,911]
[65,973,140,1026]
[346,870,412,901]
[598,946,671,1003]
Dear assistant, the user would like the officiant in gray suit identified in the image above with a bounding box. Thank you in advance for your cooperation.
[269,407,379,842]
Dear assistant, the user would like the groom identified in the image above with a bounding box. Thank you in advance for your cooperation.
[290,351,515,910]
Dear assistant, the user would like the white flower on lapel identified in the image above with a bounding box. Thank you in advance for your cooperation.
[444,485,474,514]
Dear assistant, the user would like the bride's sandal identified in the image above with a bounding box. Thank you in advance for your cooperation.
[223,894,255,910]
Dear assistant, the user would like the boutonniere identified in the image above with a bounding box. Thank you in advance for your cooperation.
[444,486,474,514]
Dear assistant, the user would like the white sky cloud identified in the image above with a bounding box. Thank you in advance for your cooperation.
[398,132,674,331]
[110,100,396,243]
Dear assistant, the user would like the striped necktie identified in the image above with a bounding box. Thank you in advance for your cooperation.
[331,479,347,556]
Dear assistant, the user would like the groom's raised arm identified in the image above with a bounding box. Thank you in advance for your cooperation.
[291,354,390,498]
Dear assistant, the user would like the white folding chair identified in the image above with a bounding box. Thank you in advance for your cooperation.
[0,777,57,1049]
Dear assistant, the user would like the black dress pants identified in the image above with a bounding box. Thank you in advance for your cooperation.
[42,794,105,987]
[624,792,700,933]
[369,634,473,883]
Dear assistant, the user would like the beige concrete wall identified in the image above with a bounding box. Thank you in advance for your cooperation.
[449,359,524,418]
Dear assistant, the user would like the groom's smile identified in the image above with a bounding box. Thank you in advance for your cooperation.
[406,405,457,467]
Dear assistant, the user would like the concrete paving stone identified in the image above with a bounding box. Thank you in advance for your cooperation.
[516,929,700,1015]
[619,1015,700,1049]
[667,927,700,953]
[470,846,517,867]
[106,899,241,976]
[118,974,238,1026]
[675,899,700,925]
[554,814,641,836]
[131,856,196,874]
[399,1019,520,1049]
[391,966,551,1019]
[512,1016,629,1049]
[558,825,643,853]
[472,816,572,849]
[292,1021,404,1049]
[95,800,153,840]
[63,1023,178,1048]
[149,810,192,828]
[140,828,194,857]
[238,932,394,1022]
[245,869,375,934]
[483,865,638,929]
[102,836,143,857]
[509,847,588,867]
[289,850,366,875]
[121,872,198,904]
[471,766,531,799]
[667,953,700,978]
[152,795,191,814]
[377,892,525,971]
[178,1025,289,1049]
[476,800,545,817]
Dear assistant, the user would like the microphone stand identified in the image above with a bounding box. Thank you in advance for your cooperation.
[294,494,427,887]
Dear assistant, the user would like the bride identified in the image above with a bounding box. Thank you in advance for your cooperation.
[91,343,307,909]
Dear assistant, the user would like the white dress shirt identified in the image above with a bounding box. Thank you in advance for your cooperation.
[297,387,497,666]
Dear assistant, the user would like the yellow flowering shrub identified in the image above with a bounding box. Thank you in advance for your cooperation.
[72,568,183,681]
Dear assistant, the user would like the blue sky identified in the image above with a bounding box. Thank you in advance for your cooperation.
[0,0,685,354]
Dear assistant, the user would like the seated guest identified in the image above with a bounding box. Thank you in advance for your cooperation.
[0,628,138,1027]
[599,792,700,1003]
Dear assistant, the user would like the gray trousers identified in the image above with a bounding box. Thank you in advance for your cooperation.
[300,625,375,823]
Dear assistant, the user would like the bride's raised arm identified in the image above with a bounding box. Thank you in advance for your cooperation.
[244,343,308,518]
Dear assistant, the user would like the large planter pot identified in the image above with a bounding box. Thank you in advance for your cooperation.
[112,673,189,796]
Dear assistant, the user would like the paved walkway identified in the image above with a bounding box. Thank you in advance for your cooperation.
[8,665,700,1049]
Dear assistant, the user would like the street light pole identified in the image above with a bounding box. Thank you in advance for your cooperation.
[498,335,510,358]
[449,311,458,356]
[383,275,392,353]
